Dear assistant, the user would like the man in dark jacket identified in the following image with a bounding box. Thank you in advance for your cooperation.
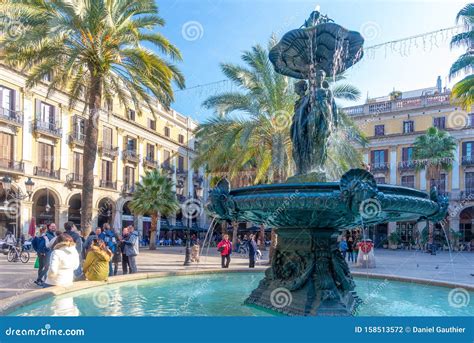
[248,234,258,268]
[64,221,83,279]
[32,226,49,285]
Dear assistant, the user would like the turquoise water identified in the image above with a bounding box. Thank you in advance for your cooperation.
[9,273,474,316]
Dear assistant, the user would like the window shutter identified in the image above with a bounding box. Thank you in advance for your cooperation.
[49,105,55,125]
[383,149,388,163]
[370,150,375,164]
[14,89,19,111]
[462,142,467,157]
[35,99,40,120]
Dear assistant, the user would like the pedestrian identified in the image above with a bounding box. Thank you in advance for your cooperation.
[121,227,130,274]
[353,236,359,262]
[123,225,139,273]
[41,223,57,283]
[217,234,232,268]
[44,233,80,287]
[64,221,83,279]
[31,226,49,285]
[112,237,122,276]
[102,223,118,276]
[347,236,354,263]
[98,227,106,241]
[248,234,258,268]
[83,239,113,281]
[339,236,348,259]
[83,227,101,257]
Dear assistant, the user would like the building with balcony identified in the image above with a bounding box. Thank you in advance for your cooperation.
[0,63,208,240]
[344,77,473,247]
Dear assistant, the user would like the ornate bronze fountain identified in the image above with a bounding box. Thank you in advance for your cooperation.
[207,10,448,316]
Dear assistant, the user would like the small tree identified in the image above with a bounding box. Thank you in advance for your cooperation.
[129,169,179,250]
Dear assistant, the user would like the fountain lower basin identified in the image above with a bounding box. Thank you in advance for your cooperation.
[207,169,448,316]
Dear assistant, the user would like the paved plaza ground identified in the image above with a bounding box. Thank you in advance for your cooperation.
[0,247,472,301]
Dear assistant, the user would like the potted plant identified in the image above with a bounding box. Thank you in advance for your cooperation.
[388,232,401,250]
[381,238,388,249]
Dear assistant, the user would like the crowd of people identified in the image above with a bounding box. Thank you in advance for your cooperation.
[31,222,140,288]
[338,230,362,264]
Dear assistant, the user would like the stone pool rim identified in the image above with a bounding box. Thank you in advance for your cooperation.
[1,268,473,316]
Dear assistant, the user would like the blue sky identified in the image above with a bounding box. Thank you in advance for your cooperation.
[156,0,467,122]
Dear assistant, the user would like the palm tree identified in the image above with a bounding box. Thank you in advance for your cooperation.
[194,38,365,258]
[0,0,184,235]
[450,3,474,110]
[413,127,457,189]
[129,169,179,250]
[194,39,365,184]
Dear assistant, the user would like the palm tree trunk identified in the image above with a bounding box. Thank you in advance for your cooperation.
[81,74,102,237]
[149,212,158,250]
[231,221,238,248]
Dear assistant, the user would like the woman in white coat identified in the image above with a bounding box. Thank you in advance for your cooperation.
[45,233,80,287]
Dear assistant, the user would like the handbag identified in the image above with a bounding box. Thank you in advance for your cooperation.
[217,246,224,252]
[34,256,39,269]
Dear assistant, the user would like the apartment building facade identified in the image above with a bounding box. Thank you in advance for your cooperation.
[0,63,208,239]
[344,81,473,247]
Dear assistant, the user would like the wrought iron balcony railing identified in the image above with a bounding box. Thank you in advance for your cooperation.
[144,156,158,168]
[122,184,136,194]
[68,131,85,147]
[98,142,119,159]
[0,108,23,126]
[33,119,62,138]
[462,155,474,166]
[99,180,116,189]
[370,162,390,172]
[66,173,83,184]
[34,166,60,179]
[398,160,416,170]
[0,159,24,173]
[122,149,139,163]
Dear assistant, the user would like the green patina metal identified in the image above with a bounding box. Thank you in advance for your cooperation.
[207,10,448,316]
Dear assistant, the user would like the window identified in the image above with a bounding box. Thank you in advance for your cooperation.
[374,125,384,136]
[103,127,113,148]
[178,134,184,144]
[371,149,387,168]
[164,126,170,137]
[401,147,413,162]
[462,141,474,164]
[178,155,185,171]
[37,101,55,126]
[128,109,136,121]
[0,86,15,111]
[42,72,52,82]
[126,137,136,152]
[163,150,171,167]
[73,152,83,176]
[374,177,386,184]
[101,160,113,181]
[0,133,13,162]
[396,222,416,243]
[432,173,446,194]
[146,144,155,161]
[401,175,415,188]
[148,119,156,131]
[106,99,113,112]
[465,172,474,196]
[403,120,414,134]
[469,113,474,128]
[124,166,135,186]
[38,143,54,170]
[73,116,86,139]
[433,117,446,129]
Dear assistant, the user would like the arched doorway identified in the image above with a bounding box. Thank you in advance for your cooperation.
[97,198,114,228]
[0,184,20,238]
[460,206,474,244]
[68,193,81,228]
[32,188,58,227]
[122,201,134,228]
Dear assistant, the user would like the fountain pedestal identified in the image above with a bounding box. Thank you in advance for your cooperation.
[245,228,359,316]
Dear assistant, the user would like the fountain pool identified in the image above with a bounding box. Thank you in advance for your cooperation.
[9,273,473,316]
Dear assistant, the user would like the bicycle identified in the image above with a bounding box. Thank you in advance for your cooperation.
[6,244,30,263]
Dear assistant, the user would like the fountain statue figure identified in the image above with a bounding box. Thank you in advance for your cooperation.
[291,70,338,175]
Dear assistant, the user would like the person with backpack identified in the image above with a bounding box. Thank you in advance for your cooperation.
[217,234,232,268]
